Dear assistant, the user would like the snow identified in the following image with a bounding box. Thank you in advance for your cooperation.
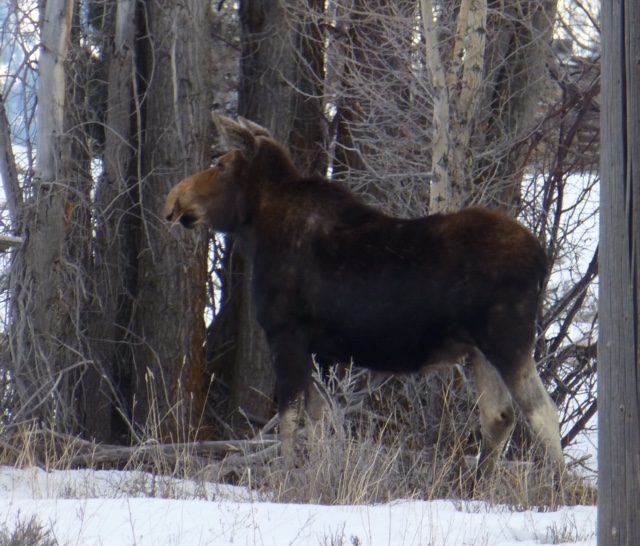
[0,466,596,546]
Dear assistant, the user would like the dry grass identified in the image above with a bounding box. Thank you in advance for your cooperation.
[0,367,596,510]
[225,367,597,509]
[0,425,91,471]
[0,514,60,546]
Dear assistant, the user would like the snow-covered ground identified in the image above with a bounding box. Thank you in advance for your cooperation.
[0,466,596,546]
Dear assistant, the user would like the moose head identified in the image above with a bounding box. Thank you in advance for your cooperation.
[164,115,278,232]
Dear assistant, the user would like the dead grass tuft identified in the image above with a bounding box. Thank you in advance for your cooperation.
[0,514,61,546]
[0,366,596,510]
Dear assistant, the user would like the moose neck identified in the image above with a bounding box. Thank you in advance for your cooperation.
[232,139,303,255]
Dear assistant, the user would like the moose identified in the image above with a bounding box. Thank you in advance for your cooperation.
[164,115,564,477]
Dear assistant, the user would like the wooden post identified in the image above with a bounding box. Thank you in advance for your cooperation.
[598,0,640,544]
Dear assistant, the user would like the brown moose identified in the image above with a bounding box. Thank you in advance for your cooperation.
[164,115,564,477]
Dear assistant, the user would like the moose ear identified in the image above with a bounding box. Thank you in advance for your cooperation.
[212,113,257,160]
[237,117,272,138]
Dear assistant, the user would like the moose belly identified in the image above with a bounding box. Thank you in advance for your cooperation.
[308,321,472,374]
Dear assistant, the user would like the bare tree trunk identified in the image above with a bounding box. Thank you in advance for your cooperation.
[598,0,640,542]
[421,0,454,212]
[131,0,213,440]
[0,92,23,229]
[423,0,553,213]
[6,0,213,441]
[333,0,415,207]
[476,0,558,211]
[7,0,85,430]
[288,0,327,177]
[64,7,105,436]
[89,0,140,442]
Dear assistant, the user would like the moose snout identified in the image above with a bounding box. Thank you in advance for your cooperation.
[164,190,201,229]
[163,199,180,224]
[164,187,188,226]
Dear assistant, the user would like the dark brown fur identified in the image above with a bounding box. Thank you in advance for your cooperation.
[165,116,564,475]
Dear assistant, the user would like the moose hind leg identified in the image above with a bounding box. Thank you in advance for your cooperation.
[303,378,330,445]
[305,375,328,421]
[504,356,564,469]
[473,351,516,477]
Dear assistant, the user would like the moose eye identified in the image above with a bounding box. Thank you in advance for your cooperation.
[216,161,226,173]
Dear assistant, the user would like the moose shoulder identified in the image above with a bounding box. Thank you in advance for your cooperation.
[164,115,564,477]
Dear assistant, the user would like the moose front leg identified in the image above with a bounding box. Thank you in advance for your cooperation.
[269,333,313,459]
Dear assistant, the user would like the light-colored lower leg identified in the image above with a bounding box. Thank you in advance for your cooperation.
[473,351,516,477]
[507,357,564,469]
[279,400,302,460]
[305,379,328,422]
[304,380,330,443]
